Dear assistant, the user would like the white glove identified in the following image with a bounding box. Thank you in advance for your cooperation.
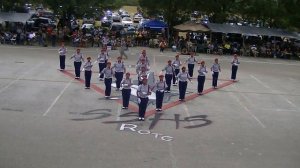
[138,98,141,104]
[81,68,85,72]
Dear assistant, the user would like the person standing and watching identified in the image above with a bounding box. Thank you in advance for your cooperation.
[120,38,128,59]
[172,54,182,86]
[211,58,221,89]
[177,66,192,101]
[162,60,174,93]
[121,72,132,109]
[83,57,93,89]
[186,52,197,77]
[231,54,240,81]
[154,74,166,111]
[70,48,84,79]
[58,42,67,70]
[137,77,151,121]
[100,62,114,98]
[113,56,126,91]
[197,61,208,95]
[159,39,167,53]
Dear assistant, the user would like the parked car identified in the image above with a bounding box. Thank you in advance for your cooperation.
[121,11,130,18]
[122,17,133,27]
[101,16,113,27]
[112,13,121,22]
[110,22,124,32]
[133,14,143,23]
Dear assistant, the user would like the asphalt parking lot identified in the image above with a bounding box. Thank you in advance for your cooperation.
[0,45,300,168]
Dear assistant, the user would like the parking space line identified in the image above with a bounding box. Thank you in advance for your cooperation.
[230,92,266,128]
[0,62,44,94]
[43,80,73,116]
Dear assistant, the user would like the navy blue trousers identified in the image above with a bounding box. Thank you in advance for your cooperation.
[188,64,194,77]
[139,97,149,118]
[231,65,238,80]
[115,72,124,89]
[74,62,82,77]
[173,69,180,84]
[165,74,172,91]
[197,76,205,93]
[212,72,219,87]
[156,90,164,109]
[122,89,131,107]
[85,71,92,87]
[98,63,106,79]
[105,78,112,96]
[59,55,65,70]
[179,81,187,99]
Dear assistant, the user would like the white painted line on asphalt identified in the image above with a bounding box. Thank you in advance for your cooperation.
[230,93,266,128]
[241,60,300,66]
[168,142,178,168]
[0,62,44,94]
[250,75,299,110]
[183,104,195,126]
[250,75,271,89]
[116,104,122,121]
[43,80,72,116]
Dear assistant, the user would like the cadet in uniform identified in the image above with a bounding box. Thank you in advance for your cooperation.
[231,54,240,81]
[121,72,132,109]
[113,56,126,91]
[70,48,84,79]
[197,61,208,95]
[154,74,166,111]
[97,48,108,80]
[137,49,150,66]
[137,66,148,85]
[162,60,174,93]
[137,77,151,121]
[172,54,182,86]
[58,42,67,70]
[100,62,114,98]
[177,66,192,101]
[83,57,93,89]
[211,58,221,89]
[186,52,197,77]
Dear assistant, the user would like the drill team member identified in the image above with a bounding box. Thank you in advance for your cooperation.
[121,72,132,109]
[154,74,166,111]
[138,66,148,85]
[58,42,67,70]
[137,49,150,66]
[83,57,93,89]
[100,62,114,98]
[70,48,84,79]
[97,48,108,80]
[137,77,151,121]
[172,54,182,86]
[177,66,192,101]
[197,61,208,95]
[162,60,174,93]
[186,52,197,77]
[113,56,126,91]
[211,58,221,89]
[231,54,240,81]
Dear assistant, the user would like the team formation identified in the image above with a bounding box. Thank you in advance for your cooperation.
[58,43,240,121]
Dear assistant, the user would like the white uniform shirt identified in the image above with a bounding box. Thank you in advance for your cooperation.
[162,65,174,74]
[172,60,181,69]
[198,66,207,76]
[71,53,84,62]
[137,84,150,98]
[211,63,221,72]
[58,47,67,56]
[121,78,132,89]
[83,61,93,71]
[177,72,191,82]
[231,58,240,66]
[186,56,197,64]
[113,62,125,73]
[97,53,107,63]
[101,67,114,78]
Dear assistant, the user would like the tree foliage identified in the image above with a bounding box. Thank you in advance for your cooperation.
[139,0,300,31]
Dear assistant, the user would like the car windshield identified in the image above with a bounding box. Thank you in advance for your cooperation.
[123,18,131,21]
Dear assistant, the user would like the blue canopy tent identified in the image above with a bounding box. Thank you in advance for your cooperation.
[142,19,168,31]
